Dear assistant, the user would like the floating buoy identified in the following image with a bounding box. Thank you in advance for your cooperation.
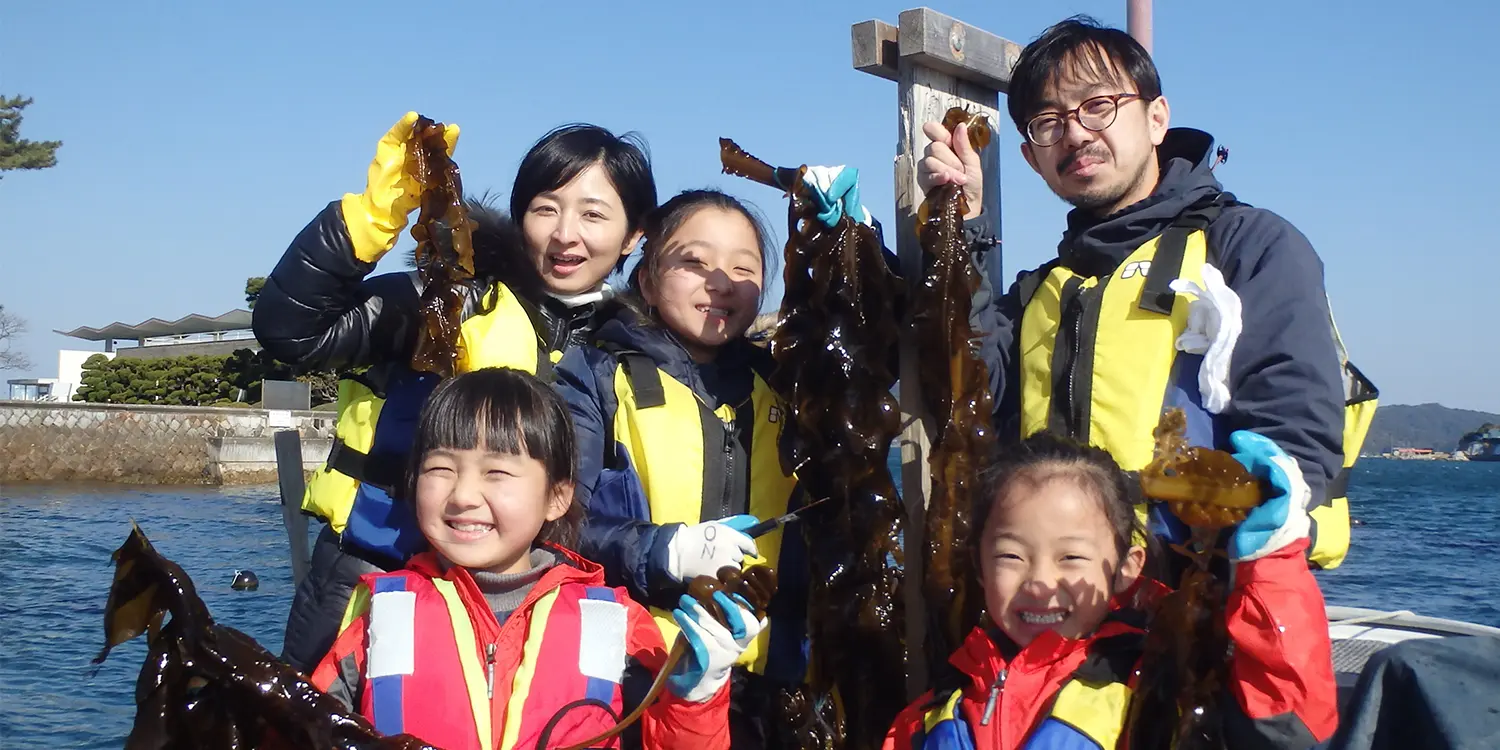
[230,569,259,591]
[1351,518,1366,527]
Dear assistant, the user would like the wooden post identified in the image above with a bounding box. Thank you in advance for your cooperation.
[275,429,312,587]
[1128,0,1153,54]
[266,379,313,587]
[852,7,1019,700]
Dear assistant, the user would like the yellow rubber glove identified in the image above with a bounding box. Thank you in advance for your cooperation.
[339,111,461,263]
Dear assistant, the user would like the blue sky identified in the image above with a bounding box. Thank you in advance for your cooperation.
[3,1,1496,412]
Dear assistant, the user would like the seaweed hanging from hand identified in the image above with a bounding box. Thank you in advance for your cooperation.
[722,139,907,750]
[911,108,997,666]
[1125,408,1261,750]
[407,115,477,378]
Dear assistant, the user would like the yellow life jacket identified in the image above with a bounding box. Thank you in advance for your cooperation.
[605,348,800,675]
[1016,198,1376,569]
[301,280,552,533]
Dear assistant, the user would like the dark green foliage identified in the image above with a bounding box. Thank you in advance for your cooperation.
[297,370,340,406]
[75,349,342,407]
[74,354,237,406]
[0,95,62,177]
[245,277,266,309]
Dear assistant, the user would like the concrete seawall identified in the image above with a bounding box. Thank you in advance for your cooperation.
[0,401,335,485]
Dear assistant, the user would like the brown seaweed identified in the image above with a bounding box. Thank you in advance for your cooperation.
[722,138,908,750]
[1125,408,1262,750]
[407,115,477,378]
[1139,409,1260,528]
[911,108,997,665]
[557,565,778,750]
[93,523,437,750]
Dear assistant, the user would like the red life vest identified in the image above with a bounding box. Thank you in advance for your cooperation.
[353,551,641,750]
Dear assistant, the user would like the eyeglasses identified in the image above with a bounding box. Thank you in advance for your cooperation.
[1025,93,1143,147]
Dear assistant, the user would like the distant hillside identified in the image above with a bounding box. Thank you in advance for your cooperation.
[1364,403,1500,453]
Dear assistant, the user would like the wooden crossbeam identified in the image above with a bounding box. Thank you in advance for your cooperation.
[854,9,1022,92]
[897,8,1022,93]
[851,19,899,81]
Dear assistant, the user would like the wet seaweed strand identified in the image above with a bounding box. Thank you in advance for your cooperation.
[1125,408,1262,750]
[407,115,477,379]
[912,108,997,666]
[94,524,437,750]
[1139,409,1261,526]
[722,139,908,750]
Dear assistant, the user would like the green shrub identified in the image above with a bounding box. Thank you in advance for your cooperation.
[74,349,339,407]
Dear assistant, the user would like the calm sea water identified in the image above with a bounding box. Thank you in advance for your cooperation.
[1,459,1496,748]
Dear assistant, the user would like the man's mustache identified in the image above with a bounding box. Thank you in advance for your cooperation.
[1058,146,1109,173]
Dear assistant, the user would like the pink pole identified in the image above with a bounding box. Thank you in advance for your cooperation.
[1128,0,1153,55]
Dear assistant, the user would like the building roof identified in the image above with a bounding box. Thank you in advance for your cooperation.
[55,309,253,341]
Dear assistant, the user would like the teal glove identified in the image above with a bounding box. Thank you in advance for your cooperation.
[667,591,765,703]
[1228,431,1311,562]
[804,165,873,228]
[665,514,760,583]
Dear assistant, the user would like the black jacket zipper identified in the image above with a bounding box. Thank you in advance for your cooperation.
[720,419,737,520]
[1057,292,1084,437]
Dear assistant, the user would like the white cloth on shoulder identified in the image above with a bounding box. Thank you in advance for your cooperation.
[1169,264,1241,415]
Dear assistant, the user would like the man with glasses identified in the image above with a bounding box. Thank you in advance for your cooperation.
[920,16,1371,575]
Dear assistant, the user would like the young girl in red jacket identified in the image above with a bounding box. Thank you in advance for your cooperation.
[311,367,759,750]
[883,431,1338,750]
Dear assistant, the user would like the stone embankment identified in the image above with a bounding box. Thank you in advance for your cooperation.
[0,401,334,485]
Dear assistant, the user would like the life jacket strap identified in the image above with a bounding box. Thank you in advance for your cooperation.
[1015,258,1059,310]
[1346,360,1379,406]
[594,341,668,410]
[512,291,559,384]
[344,364,392,400]
[1137,194,1229,315]
[326,437,404,492]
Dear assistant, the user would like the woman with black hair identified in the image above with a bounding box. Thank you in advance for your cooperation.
[252,112,658,672]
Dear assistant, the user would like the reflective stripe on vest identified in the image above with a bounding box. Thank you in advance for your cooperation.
[358,573,628,750]
[1018,214,1375,568]
[300,281,544,546]
[367,576,417,737]
[609,357,799,674]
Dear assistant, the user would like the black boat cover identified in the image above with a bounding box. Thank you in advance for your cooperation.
[1326,635,1500,750]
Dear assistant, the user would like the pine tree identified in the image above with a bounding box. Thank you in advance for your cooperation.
[1,96,63,178]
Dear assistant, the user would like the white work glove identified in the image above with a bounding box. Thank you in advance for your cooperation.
[665,515,759,584]
[667,592,766,703]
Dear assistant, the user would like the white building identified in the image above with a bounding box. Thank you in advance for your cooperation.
[6,349,113,401]
[5,310,257,402]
